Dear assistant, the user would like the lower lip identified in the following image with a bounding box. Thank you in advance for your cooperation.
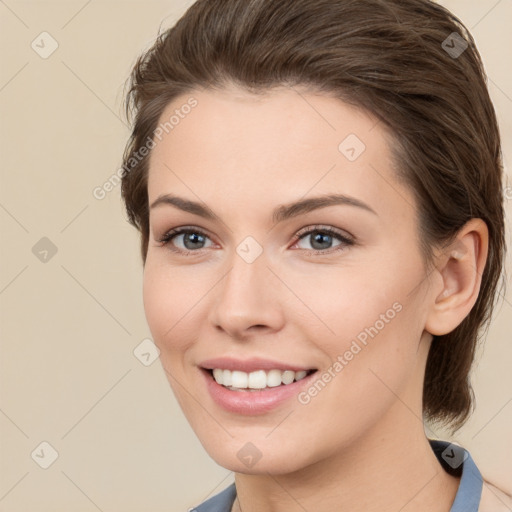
[201,369,317,415]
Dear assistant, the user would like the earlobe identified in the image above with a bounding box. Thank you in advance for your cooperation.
[425,218,489,336]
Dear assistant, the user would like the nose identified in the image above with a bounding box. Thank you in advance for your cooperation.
[207,248,284,340]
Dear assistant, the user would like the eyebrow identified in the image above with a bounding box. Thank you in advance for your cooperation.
[150,193,378,224]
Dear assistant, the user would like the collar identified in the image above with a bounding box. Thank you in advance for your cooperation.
[429,439,483,511]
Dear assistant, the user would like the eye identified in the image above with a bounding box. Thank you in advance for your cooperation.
[292,225,354,255]
[157,227,213,254]
[156,224,354,256]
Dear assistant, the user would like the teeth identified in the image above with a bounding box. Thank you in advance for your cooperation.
[231,370,248,388]
[267,369,283,387]
[248,370,267,389]
[211,368,312,390]
[222,369,232,386]
[281,370,295,385]
[295,370,307,380]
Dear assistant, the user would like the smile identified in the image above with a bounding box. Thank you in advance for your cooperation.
[200,365,319,415]
[210,368,315,391]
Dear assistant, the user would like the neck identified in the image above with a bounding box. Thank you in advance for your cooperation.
[232,400,460,512]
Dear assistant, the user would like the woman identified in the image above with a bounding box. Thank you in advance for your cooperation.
[119,0,511,510]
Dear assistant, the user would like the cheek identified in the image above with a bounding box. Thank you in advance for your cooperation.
[285,261,412,351]
[290,256,425,398]
[142,262,196,360]
[143,266,169,340]
[142,263,204,413]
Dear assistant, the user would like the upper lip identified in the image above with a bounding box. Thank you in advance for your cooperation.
[199,357,316,373]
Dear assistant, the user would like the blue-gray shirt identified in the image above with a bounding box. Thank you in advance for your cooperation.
[191,440,482,511]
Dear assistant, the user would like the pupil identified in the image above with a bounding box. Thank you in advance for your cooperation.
[185,233,204,249]
[312,232,331,250]
[183,232,332,251]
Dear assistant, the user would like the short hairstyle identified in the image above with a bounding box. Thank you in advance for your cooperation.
[120,0,506,431]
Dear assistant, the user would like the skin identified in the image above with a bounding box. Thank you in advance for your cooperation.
[143,84,488,512]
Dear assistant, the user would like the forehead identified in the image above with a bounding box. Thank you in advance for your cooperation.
[147,86,415,224]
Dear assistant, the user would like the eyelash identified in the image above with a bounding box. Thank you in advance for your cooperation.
[156,225,355,257]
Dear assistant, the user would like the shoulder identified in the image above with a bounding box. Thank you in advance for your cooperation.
[478,480,512,512]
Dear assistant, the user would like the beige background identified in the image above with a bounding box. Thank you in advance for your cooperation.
[0,0,511,510]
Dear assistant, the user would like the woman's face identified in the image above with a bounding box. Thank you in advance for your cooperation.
[143,85,438,474]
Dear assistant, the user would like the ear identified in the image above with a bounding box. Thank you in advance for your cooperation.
[424,218,489,336]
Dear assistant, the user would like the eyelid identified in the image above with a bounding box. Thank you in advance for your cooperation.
[294,224,354,242]
[156,224,355,255]
[156,225,213,248]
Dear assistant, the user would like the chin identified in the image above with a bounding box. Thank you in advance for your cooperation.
[199,436,314,475]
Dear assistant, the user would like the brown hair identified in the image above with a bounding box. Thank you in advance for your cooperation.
[120,0,506,431]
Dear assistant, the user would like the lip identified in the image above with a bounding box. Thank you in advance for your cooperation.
[200,367,318,415]
[199,357,315,373]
